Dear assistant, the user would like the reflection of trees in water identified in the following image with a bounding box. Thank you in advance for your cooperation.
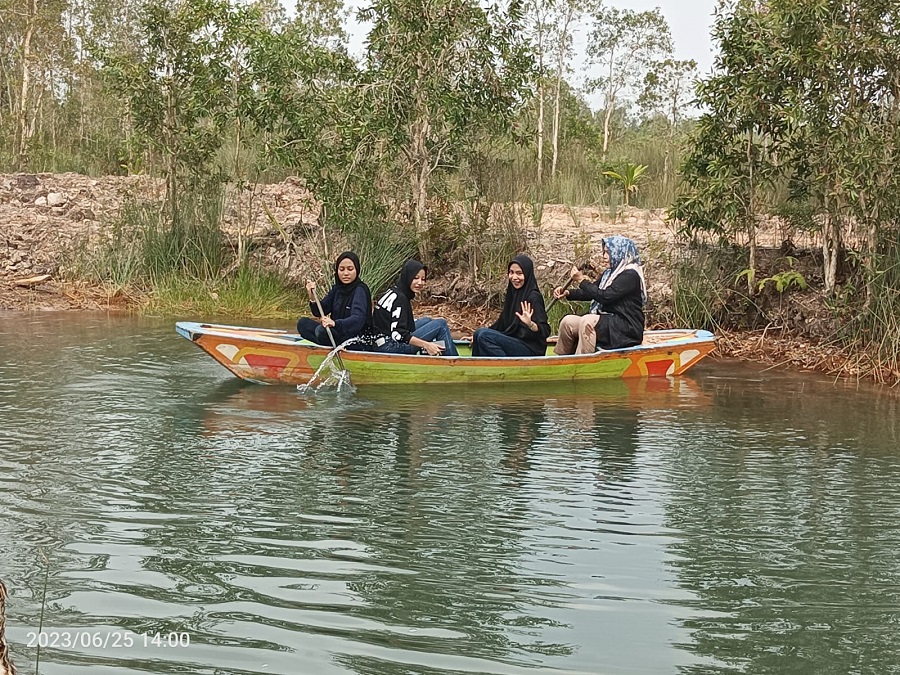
[26,370,705,672]
[658,370,900,674]
[531,386,652,508]
[0,317,258,637]
[317,380,701,674]
[327,394,575,667]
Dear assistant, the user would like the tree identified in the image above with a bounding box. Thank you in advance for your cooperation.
[291,0,347,49]
[672,3,782,295]
[101,0,264,218]
[0,0,69,167]
[639,57,697,187]
[359,0,532,242]
[524,0,551,185]
[585,6,672,156]
[674,0,900,298]
[548,0,584,178]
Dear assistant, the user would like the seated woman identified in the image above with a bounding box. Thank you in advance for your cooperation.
[297,251,372,347]
[472,255,550,357]
[370,259,459,357]
[552,236,646,355]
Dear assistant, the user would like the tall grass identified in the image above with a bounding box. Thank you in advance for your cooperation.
[70,186,227,289]
[345,226,419,298]
[835,238,900,380]
[458,128,687,209]
[66,183,305,318]
[546,297,574,334]
[672,244,746,331]
[143,188,228,282]
[146,263,304,318]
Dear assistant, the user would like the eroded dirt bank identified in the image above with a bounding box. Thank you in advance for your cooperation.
[0,172,873,382]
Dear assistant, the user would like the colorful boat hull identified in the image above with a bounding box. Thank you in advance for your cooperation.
[176,322,716,386]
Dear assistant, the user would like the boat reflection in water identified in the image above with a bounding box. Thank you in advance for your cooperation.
[193,376,713,526]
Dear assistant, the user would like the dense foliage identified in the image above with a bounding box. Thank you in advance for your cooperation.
[673,0,900,375]
[0,0,694,209]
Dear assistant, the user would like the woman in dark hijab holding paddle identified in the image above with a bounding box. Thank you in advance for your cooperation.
[472,255,550,357]
[297,251,372,346]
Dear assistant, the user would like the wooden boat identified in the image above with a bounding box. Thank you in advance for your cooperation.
[176,321,716,386]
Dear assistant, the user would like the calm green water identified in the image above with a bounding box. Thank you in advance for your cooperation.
[2,313,900,675]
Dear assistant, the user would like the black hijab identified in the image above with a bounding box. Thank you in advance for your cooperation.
[496,255,546,335]
[331,251,369,320]
[395,259,426,299]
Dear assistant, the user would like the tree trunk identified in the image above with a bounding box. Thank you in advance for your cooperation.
[164,60,178,226]
[408,59,433,255]
[410,116,431,240]
[865,219,877,309]
[602,57,616,156]
[535,18,544,187]
[16,0,38,168]
[746,132,756,296]
[550,69,560,177]
[536,78,544,186]
[665,94,678,194]
[602,97,613,156]
[551,3,574,178]
[822,210,841,295]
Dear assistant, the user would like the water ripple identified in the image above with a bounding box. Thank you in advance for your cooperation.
[3,319,900,674]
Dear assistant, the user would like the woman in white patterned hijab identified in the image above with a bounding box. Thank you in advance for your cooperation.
[552,236,647,355]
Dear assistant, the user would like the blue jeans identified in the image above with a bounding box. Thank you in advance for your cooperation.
[413,317,459,357]
[471,328,534,357]
[371,317,459,356]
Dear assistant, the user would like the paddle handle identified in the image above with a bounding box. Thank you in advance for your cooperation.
[546,277,576,313]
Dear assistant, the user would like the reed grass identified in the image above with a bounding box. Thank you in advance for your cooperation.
[546,298,575,334]
[343,227,419,298]
[69,186,228,289]
[145,263,304,318]
[142,189,228,283]
[833,238,900,382]
[672,244,746,332]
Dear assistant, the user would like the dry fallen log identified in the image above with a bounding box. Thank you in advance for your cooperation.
[11,274,51,288]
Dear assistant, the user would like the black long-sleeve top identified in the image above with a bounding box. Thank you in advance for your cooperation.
[489,287,551,355]
[310,284,371,344]
[372,287,415,343]
[568,269,644,349]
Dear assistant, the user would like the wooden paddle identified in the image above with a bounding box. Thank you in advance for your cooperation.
[310,287,348,374]
[546,261,596,312]
[546,276,576,313]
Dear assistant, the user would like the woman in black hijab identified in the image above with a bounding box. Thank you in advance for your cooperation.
[297,251,372,346]
[472,255,550,357]
[370,259,459,356]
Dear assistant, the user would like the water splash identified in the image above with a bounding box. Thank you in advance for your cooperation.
[297,338,361,395]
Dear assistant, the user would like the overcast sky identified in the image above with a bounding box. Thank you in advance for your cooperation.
[572,0,720,109]
[345,1,719,68]
[610,0,719,75]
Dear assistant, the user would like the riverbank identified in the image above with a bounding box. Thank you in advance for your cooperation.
[1,172,878,384]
